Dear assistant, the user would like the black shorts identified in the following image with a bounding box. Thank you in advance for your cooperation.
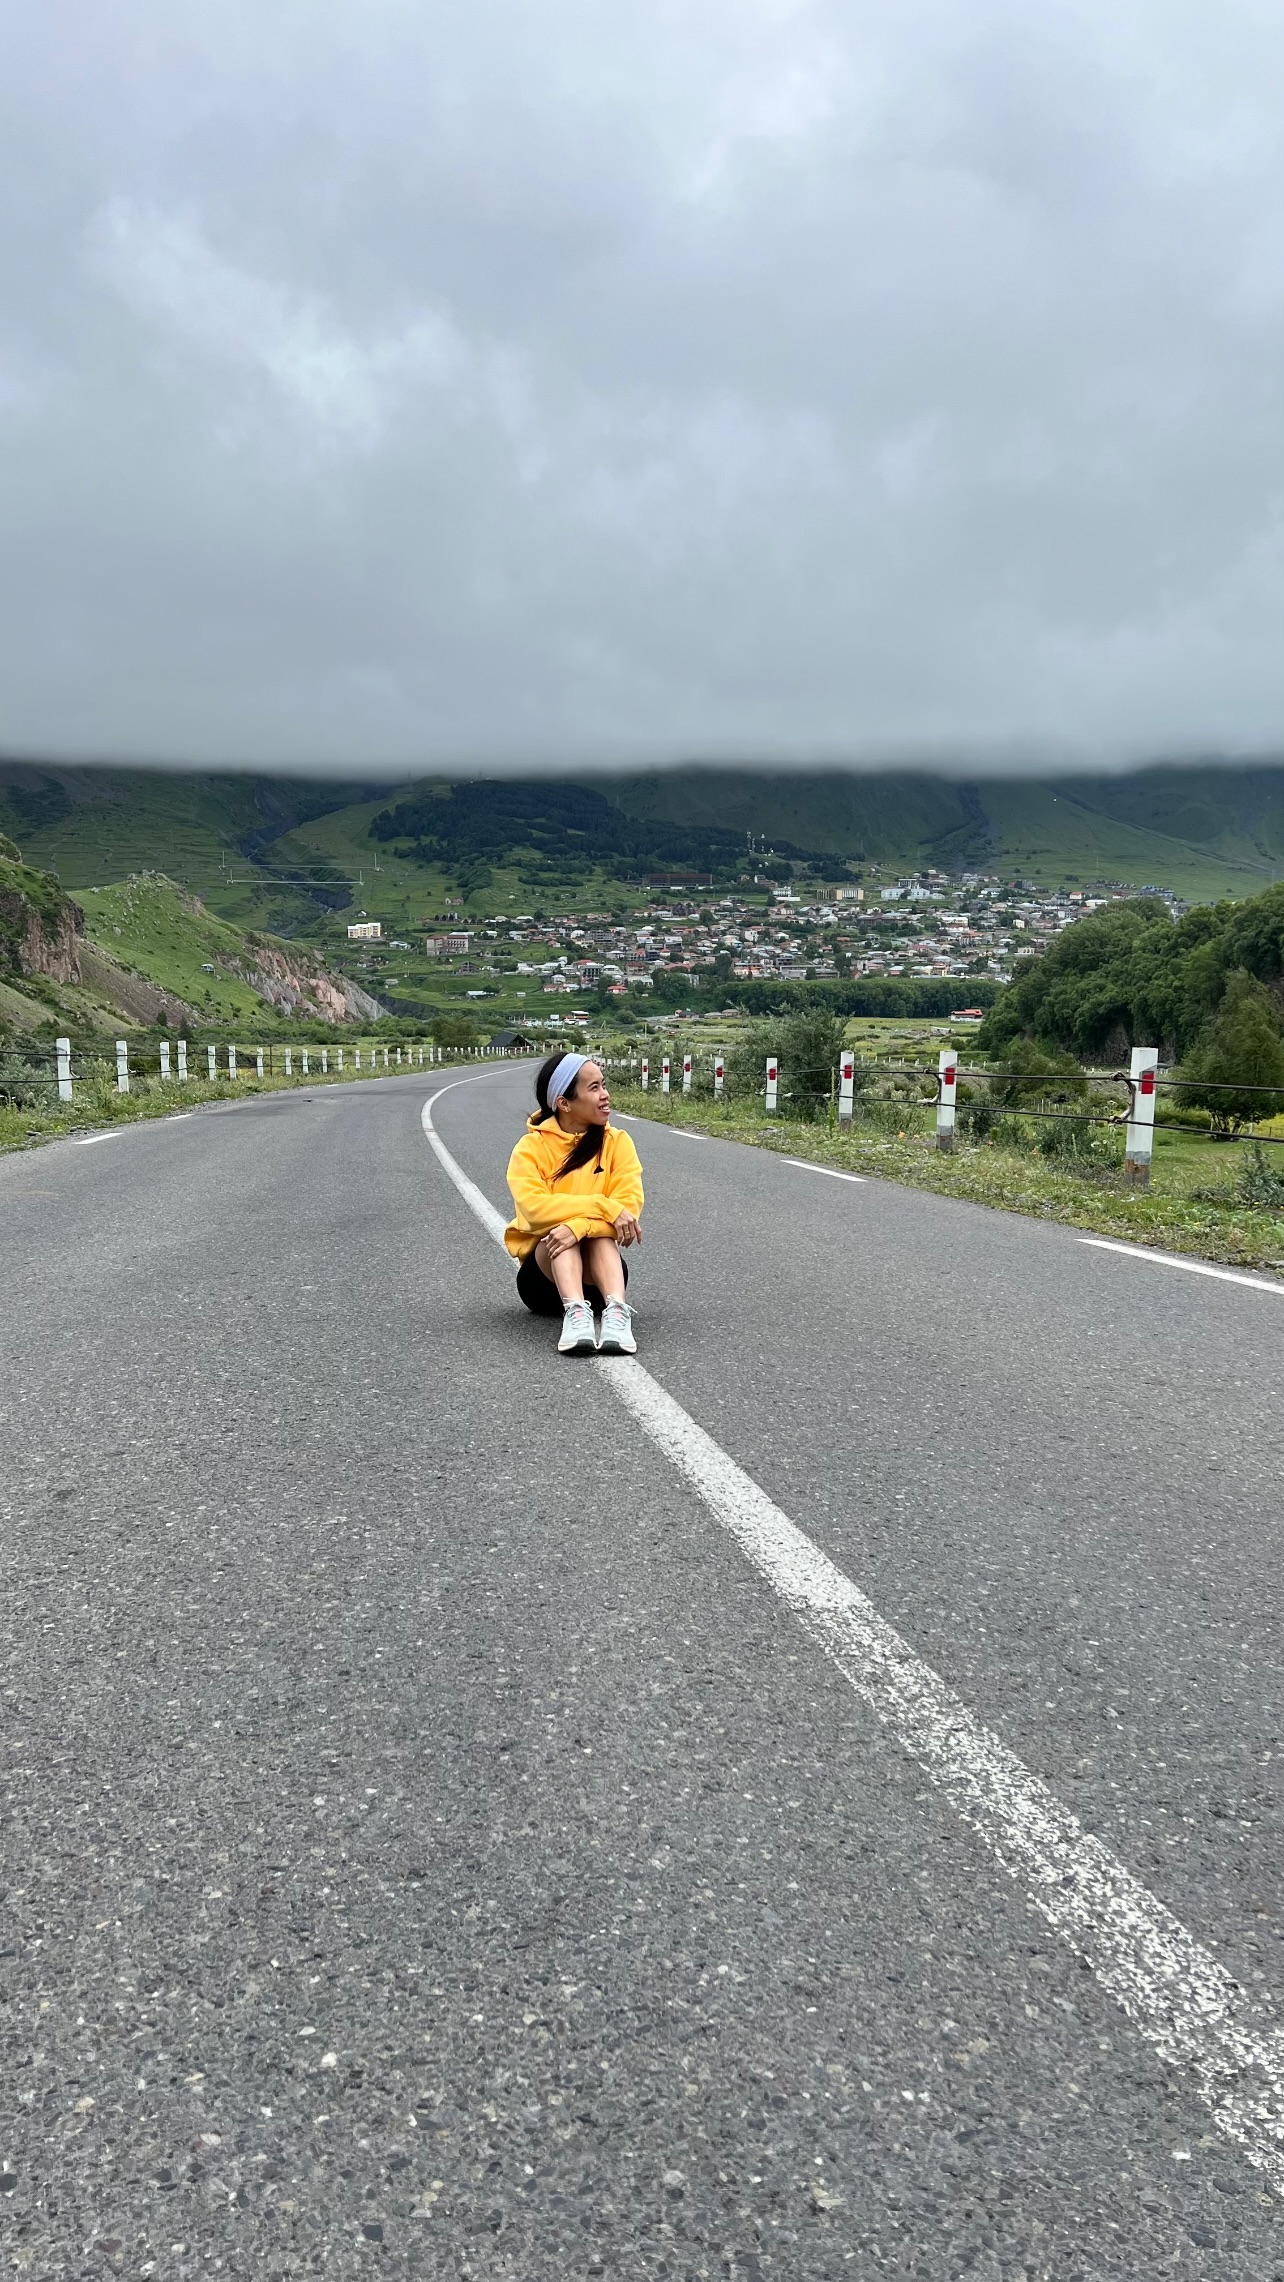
[516,1246,629,1317]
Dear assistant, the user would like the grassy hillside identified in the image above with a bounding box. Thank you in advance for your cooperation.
[77,878,283,1023]
[608,768,1284,898]
[0,764,390,936]
[6,756,1284,922]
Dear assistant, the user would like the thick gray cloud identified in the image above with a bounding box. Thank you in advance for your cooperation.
[1,0,1281,773]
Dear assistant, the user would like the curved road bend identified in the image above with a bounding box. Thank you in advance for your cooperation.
[2,1064,1281,2276]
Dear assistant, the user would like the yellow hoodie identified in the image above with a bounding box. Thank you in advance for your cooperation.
[504,1114,644,1260]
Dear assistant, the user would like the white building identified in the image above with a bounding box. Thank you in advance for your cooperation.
[347,921,382,940]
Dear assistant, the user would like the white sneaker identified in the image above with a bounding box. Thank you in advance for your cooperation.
[557,1300,597,1356]
[597,1297,637,1356]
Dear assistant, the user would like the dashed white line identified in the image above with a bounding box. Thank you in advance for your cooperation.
[75,1131,127,1146]
[784,1159,866,1183]
[421,1075,1284,2197]
[1080,1237,1284,1295]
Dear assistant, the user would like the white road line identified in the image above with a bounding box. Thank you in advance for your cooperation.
[421,1075,1284,2194]
[784,1158,866,1183]
[613,1113,705,1141]
[75,1131,127,1146]
[1080,1237,1284,1295]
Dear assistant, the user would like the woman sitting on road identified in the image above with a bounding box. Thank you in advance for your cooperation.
[505,1051,644,1356]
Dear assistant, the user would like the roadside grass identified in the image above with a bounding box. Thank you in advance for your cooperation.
[611,1086,1284,1275]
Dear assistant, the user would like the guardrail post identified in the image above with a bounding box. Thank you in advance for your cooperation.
[395,1046,402,1065]
[302,1049,310,1075]
[207,1045,217,1079]
[1125,1046,1159,1185]
[256,1047,265,1077]
[714,1054,724,1099]
[321,1048,329,1073]
[284,1047,293,1075]
[56,1036,73,1102]
[115,1039,130,1094]
[838,1050,855,1126]
[384,1047,390,1069]
[765,1055,778,1114]
[661,1056,671,1094]
[337,1047,345,1071]
[354,1048,361,1069]
[936,1046,957,1153]
[228,1044,238,1079]
[682,1053,692,1094]
[641,1057,649,1092]
[159,1040,171,1081]
[177,1039,188,1081]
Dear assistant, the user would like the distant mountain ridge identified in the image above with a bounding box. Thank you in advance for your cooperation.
[3,757,1284,919]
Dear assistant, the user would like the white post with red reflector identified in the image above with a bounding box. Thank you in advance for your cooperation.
[838,1049,855,1126]
[1125,1045,1159,1186]
[682,1053,692,1094]
[937,1046,958,1153]
[765,1055,778,1114]
[661,1056,671,1094]
[641,1057,649,1092]
[714,1054,725,1099]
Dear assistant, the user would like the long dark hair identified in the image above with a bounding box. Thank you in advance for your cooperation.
[534,1053,606,1181]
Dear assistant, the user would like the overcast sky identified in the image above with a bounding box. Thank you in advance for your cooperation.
[1,0,1281,777]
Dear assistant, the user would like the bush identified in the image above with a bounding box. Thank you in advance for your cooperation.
[725,1011,849,1120]
[1237,1141,1284,1209]
[1036,1113,1113,1164]
[1175,973,1284,1139]
[958,1094,1002,1142]
[989,1040,1088,1111]
[0,1047,57,1110]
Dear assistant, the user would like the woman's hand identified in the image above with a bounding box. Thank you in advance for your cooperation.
[542,1223,581,1260]
[613,1210,642,1249]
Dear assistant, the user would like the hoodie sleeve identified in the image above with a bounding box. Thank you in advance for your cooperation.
[601,1127,644,1222]
[505,1132,616,1241]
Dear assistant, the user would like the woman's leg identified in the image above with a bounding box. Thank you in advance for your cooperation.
[534,1228,586,1304]
[581,1235,626,1303]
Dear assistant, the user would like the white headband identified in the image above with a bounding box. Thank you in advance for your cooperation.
[546,1052,588,1110]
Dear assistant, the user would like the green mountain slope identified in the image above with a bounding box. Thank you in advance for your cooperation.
[6,756,1284,918]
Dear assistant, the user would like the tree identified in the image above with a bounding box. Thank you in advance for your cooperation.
[1175,972,1284,1138]
[432,1012,480,1049]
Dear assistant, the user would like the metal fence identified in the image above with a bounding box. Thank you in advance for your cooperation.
[603,1042,1284,1191]
[0,1034,539,1114]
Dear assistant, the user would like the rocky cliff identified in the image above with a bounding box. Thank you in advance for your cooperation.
[0,837,85,986]
[232,935,384,1024]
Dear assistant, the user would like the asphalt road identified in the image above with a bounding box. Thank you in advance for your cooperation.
[2,1065,1282,2279]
